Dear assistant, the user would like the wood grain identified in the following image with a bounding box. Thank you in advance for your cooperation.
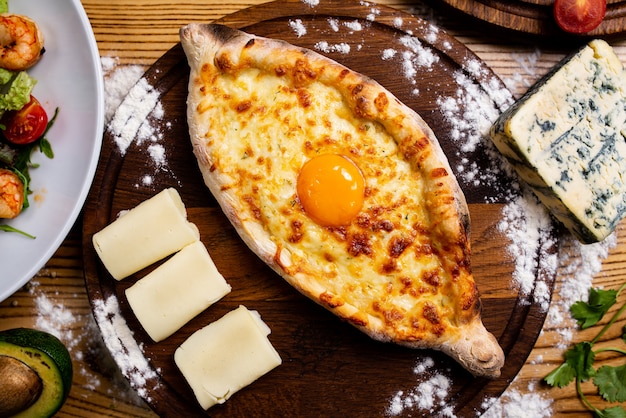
[424,0,626,40]
[0,0,624,417]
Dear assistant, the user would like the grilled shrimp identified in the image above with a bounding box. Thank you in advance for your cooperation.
[0,14,44,71]
[0,168,24,218]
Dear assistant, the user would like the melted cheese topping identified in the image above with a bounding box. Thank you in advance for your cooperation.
[192,47,475,342]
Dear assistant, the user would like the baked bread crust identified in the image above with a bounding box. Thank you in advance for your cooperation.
[180,23,504,378]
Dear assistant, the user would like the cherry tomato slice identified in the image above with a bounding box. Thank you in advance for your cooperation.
[1,95,49,145]
[553,0,607,34]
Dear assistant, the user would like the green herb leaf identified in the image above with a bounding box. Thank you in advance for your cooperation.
[0,142,16,165]
[595,406,626,418]
[545,361,576,388]
[545,282,626,417]
[571,288,618,329]
[568,341,596,381]
[594,364,626,403]
[39,136,53,159]
[545,342,596,387]
[0,224,35,239]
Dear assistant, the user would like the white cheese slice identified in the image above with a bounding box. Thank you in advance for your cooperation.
[125,241,232,342]
[92,188,200,280]
[174,305,282,410]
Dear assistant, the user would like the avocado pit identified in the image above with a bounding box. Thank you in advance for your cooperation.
[0,354,43,417]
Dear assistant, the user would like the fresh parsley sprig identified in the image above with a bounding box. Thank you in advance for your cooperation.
[545,283,626,418]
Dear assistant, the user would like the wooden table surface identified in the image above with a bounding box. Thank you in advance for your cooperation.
[1,1,625,417]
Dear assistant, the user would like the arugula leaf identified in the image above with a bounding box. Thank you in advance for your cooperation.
[1,107,59,236]
[0,224,35,239]
[0,141,15,165]
[571,288,618,329]
[594,364,626,403]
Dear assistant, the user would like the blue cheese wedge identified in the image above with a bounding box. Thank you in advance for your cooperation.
[174,306,281,410]
[490,39,626,243]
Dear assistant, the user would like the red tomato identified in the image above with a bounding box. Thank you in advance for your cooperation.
[553,0,607,34]
[1,95,49,145]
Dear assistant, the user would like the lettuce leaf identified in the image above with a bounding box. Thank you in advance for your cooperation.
[0,69,37,114]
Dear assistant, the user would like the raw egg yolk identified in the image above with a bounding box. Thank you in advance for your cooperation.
[297,154,365,227]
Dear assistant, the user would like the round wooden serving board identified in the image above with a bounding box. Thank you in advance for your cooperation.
[426,0,626,40]
[83,1,556,416]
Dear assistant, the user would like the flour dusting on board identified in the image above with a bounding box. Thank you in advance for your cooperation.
[93,295,160,401]
[25,277,144,405]
[387,357,455,416]
[103,58,177,189]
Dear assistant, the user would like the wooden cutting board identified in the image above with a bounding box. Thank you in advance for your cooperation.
[426,0,626,39]
[82,0,556,416]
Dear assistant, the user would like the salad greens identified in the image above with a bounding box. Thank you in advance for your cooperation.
[0,68,36,114]
[545,283,626,418]
[0,107,57,237]
[0,1,58,237]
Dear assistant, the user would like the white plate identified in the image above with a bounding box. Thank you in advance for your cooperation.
[0,0,104,301]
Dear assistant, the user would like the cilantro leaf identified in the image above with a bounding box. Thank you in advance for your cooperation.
[568,341,596,381]
[595,406,626,418]
[622,325,626,344]
[594,364,626,403]
[571,288,618,329]
[545,342,596,387]
[545,361,576,388]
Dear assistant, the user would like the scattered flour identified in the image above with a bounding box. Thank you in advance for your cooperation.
[34,291,79,351]
[381,48,397,61]
[103,58,174,189]
[101,57,143,124]
[289,19,307,37]
[387,357,454,417]
[546,233,617,349]
[498,192,558,310]
[481,387,553,418]
[327,18,340,32]
[398,35,440,76]
[28,279,144,404]
[314,41,351,54]
[503,49,543,93]
[108,77,161,155]
[92,295,160,401]
[343,19,363,32]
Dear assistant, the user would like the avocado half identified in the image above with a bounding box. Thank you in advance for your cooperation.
[0,328,73,418]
